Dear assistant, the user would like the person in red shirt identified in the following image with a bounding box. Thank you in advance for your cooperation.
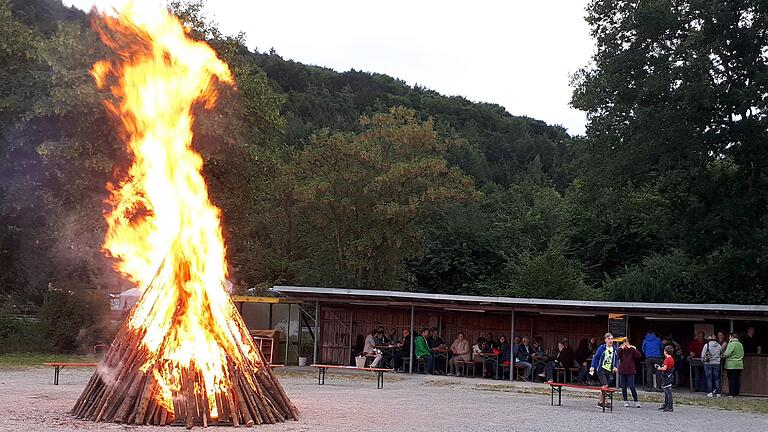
[656,346,676,412]
[687,331,707,391]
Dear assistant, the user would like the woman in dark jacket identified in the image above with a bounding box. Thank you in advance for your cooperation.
[618,339,642,407]
[493,335,511,379]
[545,341,576,381]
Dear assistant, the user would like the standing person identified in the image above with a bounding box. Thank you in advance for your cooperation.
[717,331,728,350]
[741,326,758,354]
[687,331,707,392]
[589,333,620,409]
[642,330,664,391]
[414,328,434,374]
[363,329,383,368]
[447,332,471,376]
[701,334,722,398]
[618,339,642,408]
[656,346,676,412]
[721,333,744,397]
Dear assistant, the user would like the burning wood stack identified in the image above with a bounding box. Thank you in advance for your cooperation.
[72,2,297,427]
[72,315,297,427]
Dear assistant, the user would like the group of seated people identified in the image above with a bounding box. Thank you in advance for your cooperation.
[362,327,584,380]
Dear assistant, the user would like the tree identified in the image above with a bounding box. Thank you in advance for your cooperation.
[286,107,477,289]
[570,0,768,303]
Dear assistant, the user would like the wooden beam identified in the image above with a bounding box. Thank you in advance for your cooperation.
[231,296,302,304]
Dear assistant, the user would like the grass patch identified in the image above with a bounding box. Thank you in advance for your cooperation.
[0,353,100,368]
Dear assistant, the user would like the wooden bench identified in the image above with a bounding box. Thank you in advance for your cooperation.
[547,381,618,413]
[44,362,97,385]
[311,364,391,389]
[45,362,283,385]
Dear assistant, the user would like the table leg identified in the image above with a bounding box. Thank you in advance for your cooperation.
[602,391,606,413]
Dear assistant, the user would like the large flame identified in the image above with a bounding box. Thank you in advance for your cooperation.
[92,1,259,416]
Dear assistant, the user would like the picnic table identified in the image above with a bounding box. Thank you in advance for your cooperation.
[311,364,392,389]
[375,344,398,368]
[475,352,499,378]
[430,347,451,374]
[44,362,97,385]
[547,381,617,413]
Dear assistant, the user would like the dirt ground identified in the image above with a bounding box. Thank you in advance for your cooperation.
[2,366,766,432]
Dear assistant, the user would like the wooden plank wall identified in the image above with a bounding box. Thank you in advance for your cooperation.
[319,305,607,364]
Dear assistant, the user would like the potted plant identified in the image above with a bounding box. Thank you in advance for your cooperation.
[297,334,313,367]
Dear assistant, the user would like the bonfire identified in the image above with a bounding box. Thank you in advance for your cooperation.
[72,1,297,427]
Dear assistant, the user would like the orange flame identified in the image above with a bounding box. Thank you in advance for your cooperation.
[92,1,259,416]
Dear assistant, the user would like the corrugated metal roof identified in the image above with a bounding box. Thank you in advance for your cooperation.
[270,285,768,316]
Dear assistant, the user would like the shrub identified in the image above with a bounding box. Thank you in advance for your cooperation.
[39,289,111,353]
[0,302,51,353]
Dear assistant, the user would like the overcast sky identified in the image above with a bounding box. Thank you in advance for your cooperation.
[63,0,594,135]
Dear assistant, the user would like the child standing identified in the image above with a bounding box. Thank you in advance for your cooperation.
[656,346,675,412]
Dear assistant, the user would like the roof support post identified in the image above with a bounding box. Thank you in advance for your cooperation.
[313,301,320,364]
[730,319,734,333]
[510,308,515,382]
[409,304,415,374]
[285,303,291,365]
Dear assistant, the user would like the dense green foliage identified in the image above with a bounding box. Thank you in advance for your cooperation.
[1,0,766,340]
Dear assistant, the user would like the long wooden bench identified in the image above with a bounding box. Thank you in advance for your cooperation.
[44,362,97,385]
[547,381,618,413]
[311,364,391,389]
[45,362,284,385]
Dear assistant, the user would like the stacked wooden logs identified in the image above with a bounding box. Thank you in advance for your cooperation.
[72,321,297,428]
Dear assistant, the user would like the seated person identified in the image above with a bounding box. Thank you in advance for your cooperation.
[392,329,411,372]
[388,328,400,344]
[429,327,445,348]
[448,332,471,376]
[363,329,383,368]
[516,336,534,380]
[532,339,547,379]
[491,335,510,379]
[472,337,486,361]
[486,333,496,350]
[545,341,575,381]
[374,326,388,345]
[414,328,434,374]
[429,327,446,374]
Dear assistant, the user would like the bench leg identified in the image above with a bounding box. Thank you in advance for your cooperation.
[377,372,383,389]
[558,386,562,406]
[551,386,554,406]
[610,391,613,413]
[317,367,326,385]
[54,366,61,385]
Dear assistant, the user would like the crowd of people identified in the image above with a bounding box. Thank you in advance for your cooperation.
[360,325,757,409]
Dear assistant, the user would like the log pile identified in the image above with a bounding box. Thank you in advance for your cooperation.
[72,321,297,428]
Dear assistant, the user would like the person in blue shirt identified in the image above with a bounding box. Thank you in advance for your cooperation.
[642,329,664,391]
[590,332,620,408]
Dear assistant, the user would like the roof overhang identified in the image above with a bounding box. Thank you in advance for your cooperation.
[269,285,768,320]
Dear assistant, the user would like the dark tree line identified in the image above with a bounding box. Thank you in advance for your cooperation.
[1,0,766,328]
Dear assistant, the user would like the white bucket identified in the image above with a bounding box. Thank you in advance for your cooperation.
[355,356,367,368]
[298,356,307,367]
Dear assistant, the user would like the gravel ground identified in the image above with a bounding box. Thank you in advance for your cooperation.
[2,367,766,432]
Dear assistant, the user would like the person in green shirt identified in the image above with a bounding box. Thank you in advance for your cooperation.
[414,328,434,374]
[721,333,745,397]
